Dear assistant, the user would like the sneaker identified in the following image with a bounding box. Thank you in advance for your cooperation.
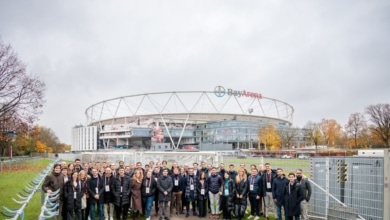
[254,216,260,220]
[186,213,190,217]
[248,215,254,219]
[193,212,198,216]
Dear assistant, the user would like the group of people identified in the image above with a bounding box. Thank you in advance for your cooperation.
[42,159,311,220]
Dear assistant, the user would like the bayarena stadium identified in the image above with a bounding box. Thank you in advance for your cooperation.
[71,86,294,152]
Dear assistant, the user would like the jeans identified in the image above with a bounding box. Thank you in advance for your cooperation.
[142,196,154,218]
[89,202,103,220]
[249,194,259,216]
[276,203,286,220]
[208,192,220,214]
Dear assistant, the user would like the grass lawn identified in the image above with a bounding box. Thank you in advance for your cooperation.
[0,158,53,219]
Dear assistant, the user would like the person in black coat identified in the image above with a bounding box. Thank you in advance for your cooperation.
[183,168,198,217]
[273,169,289,220]
[157,168,173,220]
[220,172,236,220]
[112,167,131,220]
[103,167,115,220]
[64,171,84,220]
[196,172,209,218]
[170,167,185,216]
[142,171,157,220]
[284,173,304,220]
[87,168,104,220]
[152,166,161,216]
[234,169,248,220]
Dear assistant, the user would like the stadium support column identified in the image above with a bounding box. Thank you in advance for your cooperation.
[248,108,253,149]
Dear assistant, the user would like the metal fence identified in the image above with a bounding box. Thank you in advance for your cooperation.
[56,150,390,220]
[309,155,389,220]
[0,159,59,220]
[0,156,42,173]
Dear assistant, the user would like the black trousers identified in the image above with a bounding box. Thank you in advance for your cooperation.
[186,200,197,214]
[221,196,231,220]
[197,199,207,217]
[67,209,82,220]
[115,203,130,220]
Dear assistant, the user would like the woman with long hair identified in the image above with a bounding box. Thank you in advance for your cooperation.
[64,171,84,220]
[220,172,235,220]
[196,172,208,218]
[131,169,143,220]
[79,170,90,220]
[68,163,75,174]
[234,169,248,220]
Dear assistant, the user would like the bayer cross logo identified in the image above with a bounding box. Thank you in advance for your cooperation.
[214,86,225,97]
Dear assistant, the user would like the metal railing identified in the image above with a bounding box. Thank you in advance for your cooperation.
[38,189,60,220]
[0,159,59,220]
[0,156,42,173]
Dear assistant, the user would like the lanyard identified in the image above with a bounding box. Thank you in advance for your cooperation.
[266,173,271,182]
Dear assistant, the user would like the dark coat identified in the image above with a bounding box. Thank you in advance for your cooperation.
[141,177,157,197]
[222,178,236,212]
[196,179,209,200]
[260,170,277,196]
[64,180,84,210]
[102,175,115,203]
[112,175,131,206]
[157,175,173,201]
[234,178,248,217]
[87,176,104,204]
[247,174,261,196]
[184,175,199,201]
[235,178,248,201]
[171,174,185,192]
[272,175,289,206]
[207,174,223,194]
[284,181,304,217]
[42,172,64,199]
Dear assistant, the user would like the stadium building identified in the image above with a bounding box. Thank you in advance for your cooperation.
[71,87,294,151]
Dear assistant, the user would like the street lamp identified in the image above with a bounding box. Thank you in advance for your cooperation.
[248,108,253,149]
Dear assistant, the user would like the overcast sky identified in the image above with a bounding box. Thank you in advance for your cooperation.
[1,1,389,144]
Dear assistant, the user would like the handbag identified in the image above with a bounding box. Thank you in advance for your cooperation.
[81,194,87,209]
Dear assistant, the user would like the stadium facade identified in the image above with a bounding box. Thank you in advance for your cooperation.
[72,87,294,151]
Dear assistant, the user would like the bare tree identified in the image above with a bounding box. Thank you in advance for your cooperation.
[278,126,298,149]
[345,113,367,148]
[365,104,390,147]
[0,39,46,125]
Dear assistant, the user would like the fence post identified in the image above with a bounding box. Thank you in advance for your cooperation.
[384,150,390,220]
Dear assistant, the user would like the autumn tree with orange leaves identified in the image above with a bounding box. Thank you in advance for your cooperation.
[0,38,46,156]
[259,125,280,151]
